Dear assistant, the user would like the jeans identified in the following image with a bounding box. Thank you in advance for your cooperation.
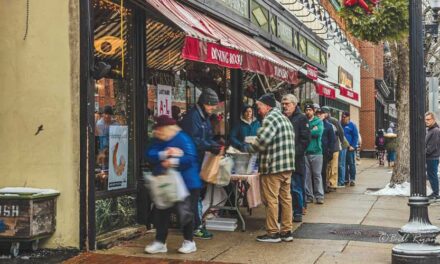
[291,155,305,216]
[427,159,439,196]
[305,154,324,200]
[338,149,347,186]
[346,150,356,182]
[387,151,396,162]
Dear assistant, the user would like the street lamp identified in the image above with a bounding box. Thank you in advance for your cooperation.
[392,1,440,263]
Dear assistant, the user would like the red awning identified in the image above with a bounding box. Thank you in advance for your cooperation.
[147,0,299,85]
[339,85,359,101]
[315,79,336,99]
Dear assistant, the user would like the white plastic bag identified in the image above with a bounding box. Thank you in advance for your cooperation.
[144,169,189,209]
[217,156,234,186]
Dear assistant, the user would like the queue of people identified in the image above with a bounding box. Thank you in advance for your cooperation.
[142,90,362,253]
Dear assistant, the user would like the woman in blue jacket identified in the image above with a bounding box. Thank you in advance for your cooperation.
[229,105,261,151]
[144,115,201,255]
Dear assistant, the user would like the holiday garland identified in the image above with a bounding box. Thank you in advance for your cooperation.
[339,0,408,43]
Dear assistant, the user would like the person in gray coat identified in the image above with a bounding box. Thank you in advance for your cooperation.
[425,112,440,199]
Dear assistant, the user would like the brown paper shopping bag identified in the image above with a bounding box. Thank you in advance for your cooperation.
[200,152,222,184]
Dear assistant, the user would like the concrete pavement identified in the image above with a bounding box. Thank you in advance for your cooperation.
[65,159,440,264]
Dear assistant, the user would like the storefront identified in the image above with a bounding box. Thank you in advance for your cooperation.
[80,0,318,250]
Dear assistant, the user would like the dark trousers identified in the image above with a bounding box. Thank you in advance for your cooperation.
[427,159,439,196]
[345,150,356,182]
[321,154,330,192]
[292,155,306,215]
[155,189,200,243]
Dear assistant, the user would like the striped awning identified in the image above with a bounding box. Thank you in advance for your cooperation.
[146,0,300,85]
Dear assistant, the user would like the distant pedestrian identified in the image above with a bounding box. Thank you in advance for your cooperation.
[144,115,201,254]
[244,93,295,243]
[281,94,310,223]
[375,130,386,166]
[341,112,358,186]
[425,112,440,199]
[304,104,324,204]
[385,132,397,167]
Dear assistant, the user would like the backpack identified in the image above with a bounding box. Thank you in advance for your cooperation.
[377,136,385,147]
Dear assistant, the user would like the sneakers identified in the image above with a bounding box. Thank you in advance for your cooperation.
[350,181,356,187]
[428,193,439,200]
[306,197,314,203]
[193,228,213,239]
[280,231,293,242]
[144,241,167,254]
[178,240,197,254]
[256,233,281,243]
[293,215,303,223]
[316,198,324,204]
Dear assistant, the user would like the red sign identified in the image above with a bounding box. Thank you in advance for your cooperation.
[339,85,359,101]
[315,83,336,99]
[206,43,242,68]
[306,65,318,81]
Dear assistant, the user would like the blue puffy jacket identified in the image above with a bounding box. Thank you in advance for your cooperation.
[342,121,359,149]
[180,104,217,163]
[229,118,261,150]
[145,130,202,190]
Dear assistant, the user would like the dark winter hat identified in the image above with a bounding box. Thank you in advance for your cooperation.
[103,105,114,115]
[304,103,315,111]
[198,88,219,106]
[153,115,177,129]
[342,111,350,117]
[320,106,331,113]
[257,93,276,108]
[241,105,253,115]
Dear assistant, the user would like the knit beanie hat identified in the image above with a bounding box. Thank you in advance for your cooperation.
[198,88,219,106]
[257,93,276,108]
[103,105,114,115]
[153,115,177,129]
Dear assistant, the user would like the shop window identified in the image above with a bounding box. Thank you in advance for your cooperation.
[93,0,135,193]
[299,35,307,54]
[293,31,298,49]
[270,15,277,35]
[277,19,293,46]
[251,1,269,32]
[320,50,328,67]
[220,0,250,18]
[307,42,321,63]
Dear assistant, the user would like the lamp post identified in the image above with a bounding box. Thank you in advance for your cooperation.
[392,1,440,263]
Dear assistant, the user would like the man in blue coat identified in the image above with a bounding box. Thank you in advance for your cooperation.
[341,112,359,186]
[180,88,221,239]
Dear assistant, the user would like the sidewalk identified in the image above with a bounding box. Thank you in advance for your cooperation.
[65,159,440,264]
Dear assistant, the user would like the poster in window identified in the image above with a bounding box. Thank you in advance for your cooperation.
[108,125,128,190]
[157,85,172,117]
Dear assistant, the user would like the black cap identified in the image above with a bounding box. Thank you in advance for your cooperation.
[342,111,350,117]
[258,93,276,108]
[304,103,315,111]
[198,88,219,106]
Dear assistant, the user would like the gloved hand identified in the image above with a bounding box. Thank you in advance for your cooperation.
[209,144,222,155]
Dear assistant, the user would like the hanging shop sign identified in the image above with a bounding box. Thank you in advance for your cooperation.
[338,67,354,89]
[306,65,318,81]
[157,85,173,117]
[108,126,128,190]
[339,85,359,101]
[206,43,243,68]
[315,83,336,99]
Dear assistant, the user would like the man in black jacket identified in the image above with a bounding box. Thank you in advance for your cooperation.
[425,111,440,199]
[281,94,311,222]
[316,106,335,193]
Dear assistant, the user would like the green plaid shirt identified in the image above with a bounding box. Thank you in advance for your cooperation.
[249,108,295,175]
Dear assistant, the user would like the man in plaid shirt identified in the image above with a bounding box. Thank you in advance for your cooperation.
[244,93,295,243]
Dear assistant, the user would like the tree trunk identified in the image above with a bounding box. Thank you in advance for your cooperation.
[390,40,410,185]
